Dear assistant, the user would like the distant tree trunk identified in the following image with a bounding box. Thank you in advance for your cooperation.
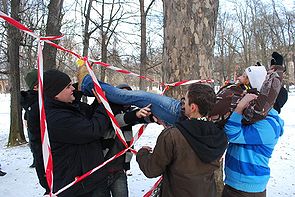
[43,0,64,71]
[77,0,94,103]
[139,0,147,90]
[100,33,108,81]
[162,0,218,99]
[7,0,26,146]
[82,0,94,58]
[100,0,107,81]
[139,0,155,90]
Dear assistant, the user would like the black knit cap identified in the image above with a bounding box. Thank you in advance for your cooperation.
[44,69,71,98]
[271,52,283,66]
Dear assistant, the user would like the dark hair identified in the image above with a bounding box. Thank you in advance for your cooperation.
[187,83,216,116]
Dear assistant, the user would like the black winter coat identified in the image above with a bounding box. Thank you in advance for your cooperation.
[273,86,288,113]
[103,103,154,173]
[45,98,112,197]
[20,90,50,193]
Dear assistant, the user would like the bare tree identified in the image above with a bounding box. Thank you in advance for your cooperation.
[139,0,155,90]
[43,0,64,71]
[98,0,125,81]
[7,0,27,146]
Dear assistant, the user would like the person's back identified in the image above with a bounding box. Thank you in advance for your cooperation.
[20,69,50,194]
[223,106,283,196]
[136,83,228,197]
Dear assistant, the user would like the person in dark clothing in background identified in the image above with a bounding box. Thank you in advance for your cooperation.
[269,52,288,114]
[0,163,6,176]
[43,69,113,197]
[136,83,228,197]
[103,83,154,197]
[273,86,288,113]
[20,69,50,194]
[21,69,38,168]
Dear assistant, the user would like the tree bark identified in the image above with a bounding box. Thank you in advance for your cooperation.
[139,0,147,90]
[100,0,107,81]
[7,0,26,146]
[162,0,223,195]
[162,0,218,99]
[43,0,64,71]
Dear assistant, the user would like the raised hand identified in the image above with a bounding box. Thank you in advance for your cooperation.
[136,104,152,118]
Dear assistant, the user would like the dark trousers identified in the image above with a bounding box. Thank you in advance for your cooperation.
[107,169,128,197]
[222,185,266,197]
[78,184,111,197]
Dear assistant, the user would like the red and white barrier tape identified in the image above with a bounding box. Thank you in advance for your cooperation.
[143,176,163,197]
[0,11,213,197]
[54,124,146,196]
[37,39,54,195]
[84,60,128,147]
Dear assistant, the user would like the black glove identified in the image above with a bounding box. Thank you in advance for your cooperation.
[271,52,283,66]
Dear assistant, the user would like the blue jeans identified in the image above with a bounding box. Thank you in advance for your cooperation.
[81,75,182,125]
[107,170,128,197]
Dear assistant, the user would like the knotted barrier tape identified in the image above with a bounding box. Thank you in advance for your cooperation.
[0,11,213,196]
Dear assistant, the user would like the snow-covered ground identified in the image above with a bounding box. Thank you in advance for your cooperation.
[0,93,294,196]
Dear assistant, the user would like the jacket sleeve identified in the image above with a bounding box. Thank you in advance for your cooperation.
[136,129,174,178]
[48,104,113,144]
[224,111,280,144]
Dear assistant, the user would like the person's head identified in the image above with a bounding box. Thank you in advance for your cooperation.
[270,51,284,71]
[238,65,267,91]
[116,83,132,91]
[44,69,75,103]
[25,69,38,91]
[116,83,132,109]
[184,83,216,118]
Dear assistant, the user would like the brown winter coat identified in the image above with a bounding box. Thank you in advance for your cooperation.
[136,119,227,197]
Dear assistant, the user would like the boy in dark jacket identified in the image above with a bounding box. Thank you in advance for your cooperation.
[20,69,50,194]
[103,83,154,197]
[43,69,113,197]
[136,83,228,197]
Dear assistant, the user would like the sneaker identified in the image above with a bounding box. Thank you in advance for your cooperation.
[29,162,36,168]
[0,170,6,176]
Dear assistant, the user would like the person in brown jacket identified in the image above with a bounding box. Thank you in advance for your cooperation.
[136,83,228,197]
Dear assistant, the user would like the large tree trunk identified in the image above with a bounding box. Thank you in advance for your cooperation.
[7,0,26,146]
[43,0,64,71]
[162,0,218,99]
[162,0,223,196]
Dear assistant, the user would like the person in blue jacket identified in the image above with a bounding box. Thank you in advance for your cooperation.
[222,93,284,196]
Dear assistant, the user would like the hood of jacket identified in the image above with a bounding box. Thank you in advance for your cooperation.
[20,90,38,110]
[176,119,228,163]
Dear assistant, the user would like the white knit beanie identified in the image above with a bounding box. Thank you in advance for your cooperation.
[245,66,267,91]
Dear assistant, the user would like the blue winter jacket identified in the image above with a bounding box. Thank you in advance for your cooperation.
[224,108,284,192]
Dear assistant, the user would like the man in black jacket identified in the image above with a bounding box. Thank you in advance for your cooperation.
[44,69,113,197]
[20,69,50,194]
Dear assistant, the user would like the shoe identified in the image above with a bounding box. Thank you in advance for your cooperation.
[81,74,95,97]
[0,170,6,176]
[29,162,36,168]
[77,64,89,90]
